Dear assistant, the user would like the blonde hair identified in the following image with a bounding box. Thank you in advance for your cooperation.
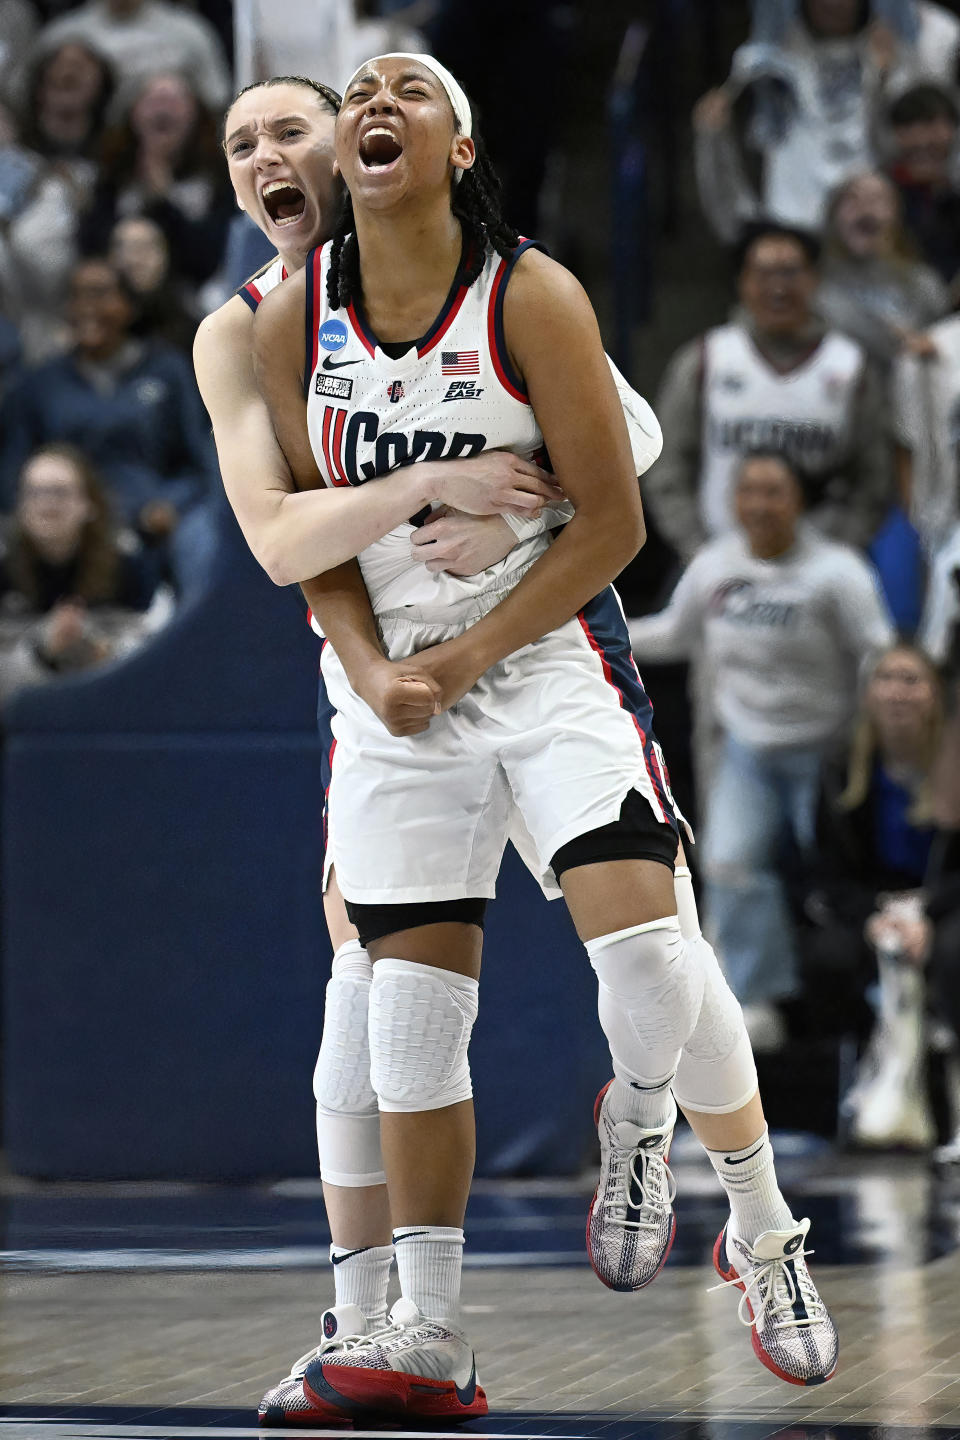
[838,643,943,824]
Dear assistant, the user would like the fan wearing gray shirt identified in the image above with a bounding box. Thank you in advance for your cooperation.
[630,450,894,1037]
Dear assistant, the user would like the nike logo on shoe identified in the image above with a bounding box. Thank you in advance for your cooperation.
[322,356,361,371]
[724,1143,764,1165]
[455,1361,478,1406]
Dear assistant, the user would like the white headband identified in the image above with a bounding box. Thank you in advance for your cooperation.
[344,52,473,138]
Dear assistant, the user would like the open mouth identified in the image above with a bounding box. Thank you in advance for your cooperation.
[359,126,403,170]
[262,179,306,227]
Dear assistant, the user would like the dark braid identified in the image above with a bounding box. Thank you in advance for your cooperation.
[452,132,520,285]
[327,123,521,311]
[222,76,341,142]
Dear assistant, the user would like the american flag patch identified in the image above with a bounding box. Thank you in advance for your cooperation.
[442,350,479,375]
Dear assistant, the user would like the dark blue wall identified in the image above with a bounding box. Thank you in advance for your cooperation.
[2,511,609,1180]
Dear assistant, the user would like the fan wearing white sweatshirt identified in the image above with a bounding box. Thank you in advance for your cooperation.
[630,449,894,1020]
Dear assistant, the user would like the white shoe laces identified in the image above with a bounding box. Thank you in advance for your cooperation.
[710,1245,827,1330]
[605,1144,677,1230]
[289,1327,371,1375]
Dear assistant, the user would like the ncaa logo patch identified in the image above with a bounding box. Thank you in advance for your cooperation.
[319,319,348,352]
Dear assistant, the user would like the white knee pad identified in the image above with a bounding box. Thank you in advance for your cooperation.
[369,958,479,1113]
[587,917,703,1088]
[673,936,758,1114]
[313,940,385,1187]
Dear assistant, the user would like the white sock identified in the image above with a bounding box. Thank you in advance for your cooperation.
[605,1073,676,1131]
[393,1225,464,1325]
[329,1243,394,1325]
[707,1128,795,1245]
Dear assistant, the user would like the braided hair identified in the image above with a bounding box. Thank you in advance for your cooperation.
[222,76,341,143]
[327,117,520,311]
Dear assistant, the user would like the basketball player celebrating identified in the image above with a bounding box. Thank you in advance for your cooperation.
[196,74,578,1426]
[200,73,665,1429]
[251,54,839,1419]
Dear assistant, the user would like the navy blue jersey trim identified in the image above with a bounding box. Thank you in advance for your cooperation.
[493,238,547,399]
[304,245,317,400]
[237,286,258,314]
[579,587,655,733]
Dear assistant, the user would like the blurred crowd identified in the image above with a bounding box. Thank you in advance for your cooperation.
[633,0,960,1162]
[1,0,959,1158]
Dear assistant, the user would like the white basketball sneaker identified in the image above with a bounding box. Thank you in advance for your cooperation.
[257,1303,368,1427]
[303,1297,488,1419]
[587,1079,677,1291]
[712,1218,839,1386]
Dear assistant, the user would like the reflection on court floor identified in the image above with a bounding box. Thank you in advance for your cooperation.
[4,1143,960,1440]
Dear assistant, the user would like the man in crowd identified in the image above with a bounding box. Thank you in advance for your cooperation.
[645,222,893,566]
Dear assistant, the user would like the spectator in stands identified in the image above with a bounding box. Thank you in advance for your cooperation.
[918,519,960,664]
[645,222,893,566]
[892,303,960,556]
[693,0,960,240]
[630,449,895,1047]
[799,643,941,1146]
[0,256,218,592]
[34,0,231,113]
[19,39,115,200]
[0,99,78,363]
[0,442,167,705]
[816,170,948,366]
[886,83,960,284]
[80,71,233,292]
[109,216,197,353]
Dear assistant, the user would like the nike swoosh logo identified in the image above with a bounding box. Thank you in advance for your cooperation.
[392,1229,430,1242]
[724,1143,764,1165]
[455,1360,478,1406]
[322,355,361,371]
[330,1246,368,1265]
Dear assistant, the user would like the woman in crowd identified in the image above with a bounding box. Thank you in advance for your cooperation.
[0,442,166,704]
[109,215,197,353]
[19,39,115,197]
[800,643,941,1145]
[629,449,895,1046]
[817,170,949,366]
[80,70,234,292]
[0,255,219,592]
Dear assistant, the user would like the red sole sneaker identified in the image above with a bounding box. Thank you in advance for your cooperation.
[305,1361,488,1419]
[712,1227,838,1388]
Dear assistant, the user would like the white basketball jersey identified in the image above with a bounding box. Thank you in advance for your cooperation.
[304,239,546,620]
[700,323,865,536]
[238,254,287,312]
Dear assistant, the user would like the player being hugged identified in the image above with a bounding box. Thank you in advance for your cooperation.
[254,53,840,1418]
[194,72,568,1429]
